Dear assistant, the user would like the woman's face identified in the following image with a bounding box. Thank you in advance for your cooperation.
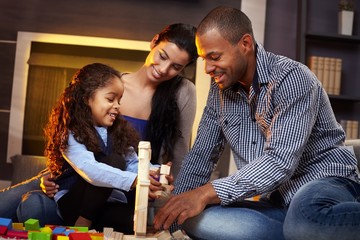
[145,40,190,83]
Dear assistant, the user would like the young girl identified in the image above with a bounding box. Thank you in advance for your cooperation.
[46,62,144,233]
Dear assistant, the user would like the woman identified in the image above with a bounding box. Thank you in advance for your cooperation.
[1,23,197,226]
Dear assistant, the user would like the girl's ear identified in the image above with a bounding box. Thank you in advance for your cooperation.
[150,34,159,49]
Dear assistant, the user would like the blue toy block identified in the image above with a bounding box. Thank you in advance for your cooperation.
[64,229,75,236]
[0,217,12,229]
[52,226,66,235]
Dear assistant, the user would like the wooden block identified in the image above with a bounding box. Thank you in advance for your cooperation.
[134,141,151,236]
[24,218,40,231]
[122,235,156,240]
[111,231,123,240]
[103,227,113,240]
[134,184,150,236]
[153,230,172,240]
[159,165,170,176]
[171,230,190,240]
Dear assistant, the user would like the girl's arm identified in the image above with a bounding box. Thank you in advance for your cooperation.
[62,132,137,192]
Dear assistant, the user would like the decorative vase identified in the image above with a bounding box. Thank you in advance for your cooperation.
[338,10,354,35]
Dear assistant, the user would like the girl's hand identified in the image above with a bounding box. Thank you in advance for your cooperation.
[40,173,59,198]
[148,162,174,199]
[149,169,162,199]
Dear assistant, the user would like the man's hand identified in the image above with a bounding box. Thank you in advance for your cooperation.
[40,173,59,198]
[153,183,220,230]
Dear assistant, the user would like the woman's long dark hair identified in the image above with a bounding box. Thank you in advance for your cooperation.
[145,23,197,164]
[45,63,139,176]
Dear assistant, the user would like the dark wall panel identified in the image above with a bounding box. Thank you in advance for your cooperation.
[264,0,298,60]
[0,43,16,109]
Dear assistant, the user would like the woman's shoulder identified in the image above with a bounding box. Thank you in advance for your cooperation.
[176,78,196,111]
[177,78,196,99]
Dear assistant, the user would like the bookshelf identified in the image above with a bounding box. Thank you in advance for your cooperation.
[297,0,360,139]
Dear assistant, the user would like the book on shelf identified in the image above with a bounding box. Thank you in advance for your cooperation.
[317,56,324,84]
[341,120,359,140]
[307,55,342,96]
[334,58,342,95]
[308,56,318,79]
[328,58,336,95]
[322,57,331,93]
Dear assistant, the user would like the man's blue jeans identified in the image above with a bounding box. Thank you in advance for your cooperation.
[284,177,360,240]
[0,174,63,226]
[0,175,41,221]
[182,177,360,240]
[17,190,63,226]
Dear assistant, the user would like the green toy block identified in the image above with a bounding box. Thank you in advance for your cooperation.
[69,226,89,232]
[28,231,52,240]
[24,218,40,231]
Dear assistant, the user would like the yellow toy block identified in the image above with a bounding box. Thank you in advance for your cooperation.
[12,222,24,230]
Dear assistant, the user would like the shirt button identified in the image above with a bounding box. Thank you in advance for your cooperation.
[224,120,228,125]
[252,141,256,145]
[228,194,232,199]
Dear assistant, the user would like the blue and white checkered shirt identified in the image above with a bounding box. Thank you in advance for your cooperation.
[174,43,359,206]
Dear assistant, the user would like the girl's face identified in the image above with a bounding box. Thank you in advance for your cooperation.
[145,40,190,83]
[87,76,124,127]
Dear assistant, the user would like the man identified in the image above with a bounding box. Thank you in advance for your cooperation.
[153,6,360,240]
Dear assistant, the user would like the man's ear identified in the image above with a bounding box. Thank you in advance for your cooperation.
[150,34,159,49]
[238,33,254,52]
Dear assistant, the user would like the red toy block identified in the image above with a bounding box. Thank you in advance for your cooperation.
[68,232,92,240]
[6,229,28,239]
[0,225,7,236]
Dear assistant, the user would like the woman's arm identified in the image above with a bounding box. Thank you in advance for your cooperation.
[170,79,197,179]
